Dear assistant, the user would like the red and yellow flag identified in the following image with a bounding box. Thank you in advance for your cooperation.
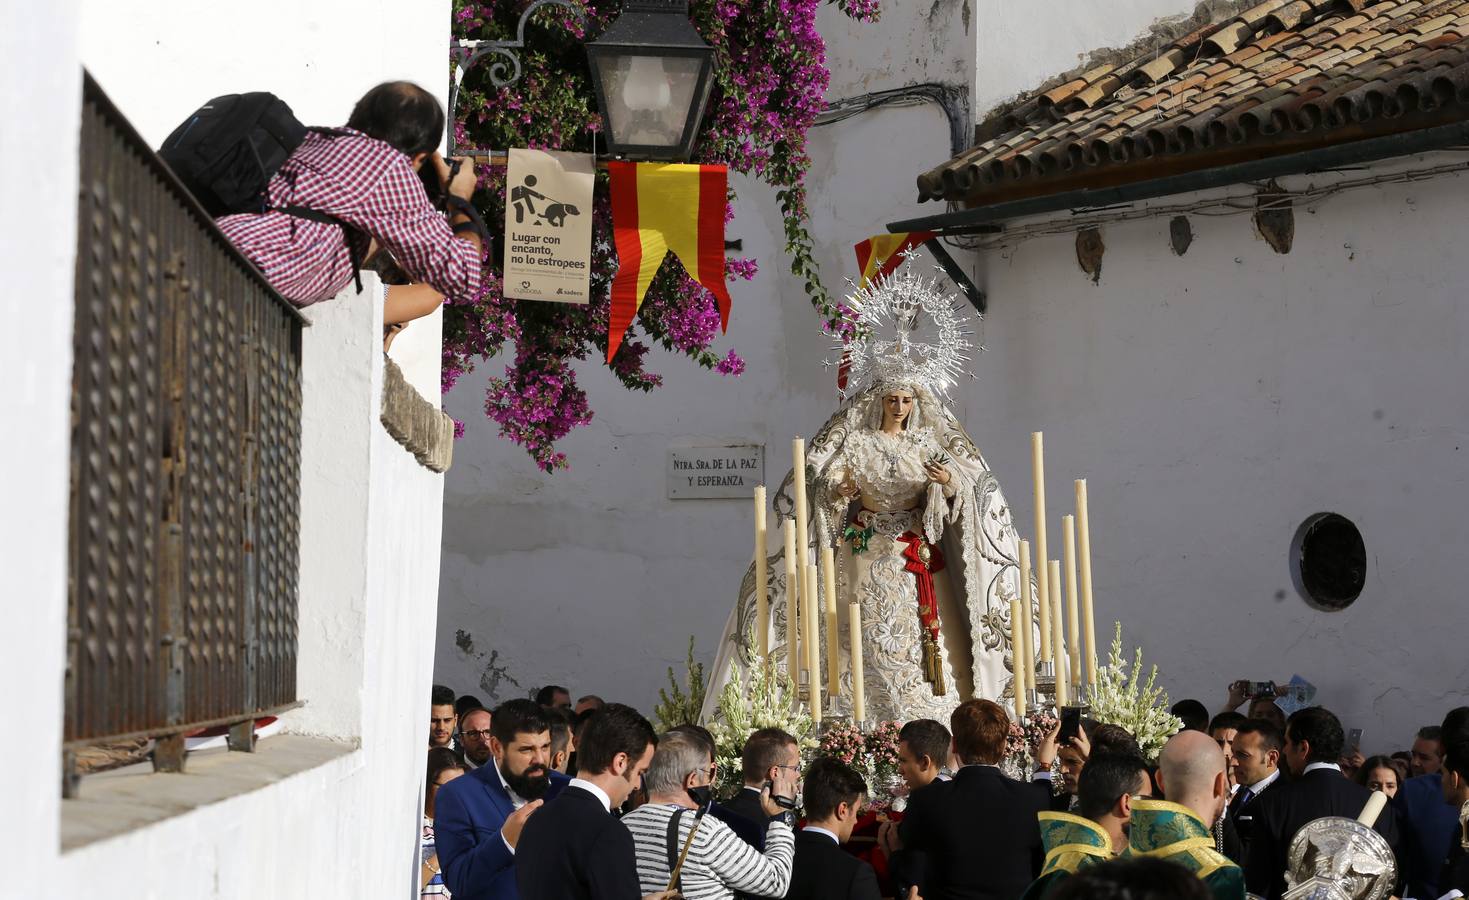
[853,231,935,288]
[607,161,731,362]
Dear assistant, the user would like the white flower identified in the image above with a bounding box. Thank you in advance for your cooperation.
[1084,622,1184,762]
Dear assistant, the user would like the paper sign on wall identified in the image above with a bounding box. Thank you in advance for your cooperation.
[503,148,595,304]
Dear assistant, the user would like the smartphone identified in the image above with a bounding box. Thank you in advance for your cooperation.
[763,780,797,810]
[1347,728,1363,753]
[1246,681,1276,699]
[1059,706,1082,745]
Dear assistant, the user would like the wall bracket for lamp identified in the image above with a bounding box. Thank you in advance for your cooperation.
[448,0,587,155]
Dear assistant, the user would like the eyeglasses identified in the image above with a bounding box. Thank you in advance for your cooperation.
[461,729,493,740]
[774,764,801,773]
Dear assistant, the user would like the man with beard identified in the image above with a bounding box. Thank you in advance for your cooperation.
[435,699,571,899]
[516,703,675,900]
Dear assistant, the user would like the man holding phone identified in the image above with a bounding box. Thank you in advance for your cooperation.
[722,728,801,852]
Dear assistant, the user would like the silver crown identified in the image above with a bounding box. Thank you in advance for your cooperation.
[836,253,974,400]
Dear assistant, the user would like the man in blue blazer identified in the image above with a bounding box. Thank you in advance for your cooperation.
[435,699,571,899]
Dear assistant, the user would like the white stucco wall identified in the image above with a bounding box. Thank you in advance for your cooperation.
[957,154,1469,749]
[970,0,1200,116]
[0,0,79,892]
[435,5,971,709]
[2,0,451,893]
[436,0,1466,749]
[78,0,449,145]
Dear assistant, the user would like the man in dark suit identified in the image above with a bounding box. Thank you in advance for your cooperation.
[1438,732,1469,894]
[435,699,570,900]
[898,699,1053,900]
[722,727,801,849]
[881,718,952,896]
[1244,706,1401,899]
[1225,719,1283,866]
[515,703,673,900]
[787,756,888,900]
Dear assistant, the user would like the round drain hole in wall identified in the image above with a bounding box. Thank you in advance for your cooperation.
[1292,512,1366,611]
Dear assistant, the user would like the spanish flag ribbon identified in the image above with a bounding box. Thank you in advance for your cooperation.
[606,161,732,362]
[853,231,935,288]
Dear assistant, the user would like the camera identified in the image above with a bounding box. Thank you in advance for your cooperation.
[1245,681,1276,699]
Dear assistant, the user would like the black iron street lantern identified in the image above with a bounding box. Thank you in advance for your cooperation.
[586,0,716,162]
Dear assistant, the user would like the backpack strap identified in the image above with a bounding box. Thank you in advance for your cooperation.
[276,205,365,294]
[665,808,689,894]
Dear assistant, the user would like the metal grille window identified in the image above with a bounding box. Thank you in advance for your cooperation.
[64,73,305,796]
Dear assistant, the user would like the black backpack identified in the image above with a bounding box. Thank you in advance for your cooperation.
[160,92,362,290]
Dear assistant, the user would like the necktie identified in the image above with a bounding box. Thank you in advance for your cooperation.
[1232,787,1254,818]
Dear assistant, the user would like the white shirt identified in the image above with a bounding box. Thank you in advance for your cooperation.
[496,763,530,810]
[571,777,613,812]
[1246,769,1281,796]
[803,825,839,845]
[1303,762,1343,776]
[495,762,531,854]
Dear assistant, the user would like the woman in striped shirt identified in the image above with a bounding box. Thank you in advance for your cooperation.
[623,732,798,900]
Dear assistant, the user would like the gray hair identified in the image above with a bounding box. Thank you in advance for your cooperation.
[644,731,711,796]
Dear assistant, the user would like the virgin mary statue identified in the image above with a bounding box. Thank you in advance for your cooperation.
[702,260,1030,724]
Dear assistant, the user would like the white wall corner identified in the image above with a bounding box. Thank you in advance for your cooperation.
[0,0,79,887]
[289,275,385,741]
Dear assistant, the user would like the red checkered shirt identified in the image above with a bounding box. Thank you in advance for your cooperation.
[217,128,482,306]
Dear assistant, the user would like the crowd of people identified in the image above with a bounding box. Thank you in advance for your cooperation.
[418,681,1469,900]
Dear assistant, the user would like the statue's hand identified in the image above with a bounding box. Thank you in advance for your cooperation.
[923,461,951,485]
[837,478,860,499]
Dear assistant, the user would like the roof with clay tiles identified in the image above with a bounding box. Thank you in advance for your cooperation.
[917,0,1469,203]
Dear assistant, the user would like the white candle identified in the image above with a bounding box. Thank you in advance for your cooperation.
[1075,479,1098,687]
[792,438,809,679]
[821,546,840,695]
[805,565,822,720]
[792,438,809,568]
[1010,597,1026,721]
[1358,790,1388,827]
[1018,539,1034,699]
[1049,559,1068,707]
[754,485,769,659]
[848,601,865,723]
[783,519,799,686]
[1063,515,1082,692]
[1032,433,1052,663]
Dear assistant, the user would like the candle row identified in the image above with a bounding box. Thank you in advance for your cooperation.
[1011,431,1100,722]
[750,438,866,724]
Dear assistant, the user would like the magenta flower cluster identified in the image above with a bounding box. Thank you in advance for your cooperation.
[446,0,878,471]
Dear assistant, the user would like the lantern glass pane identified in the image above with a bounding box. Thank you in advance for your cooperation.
[596,53,704,151]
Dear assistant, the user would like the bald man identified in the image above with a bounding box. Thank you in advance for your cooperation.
[1123,732,1244,900]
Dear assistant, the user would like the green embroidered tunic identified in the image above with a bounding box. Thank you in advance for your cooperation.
[1018,811,1114,900]
[1123,799,1244,900]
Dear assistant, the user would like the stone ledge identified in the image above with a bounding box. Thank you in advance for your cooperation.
[61,735,358,851]
[380,355,454,472]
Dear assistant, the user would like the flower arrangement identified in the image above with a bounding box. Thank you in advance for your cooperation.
[865,719,902,784]
[1086,622,1184,762]
[707,663,814,797]
[447,0,880,470]
[811,718,904,807]
[819,720,866,767]
[653,636,708,733]
[1003,710,1058,778]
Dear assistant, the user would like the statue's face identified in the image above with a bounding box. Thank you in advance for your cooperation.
[882,390,915,427]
